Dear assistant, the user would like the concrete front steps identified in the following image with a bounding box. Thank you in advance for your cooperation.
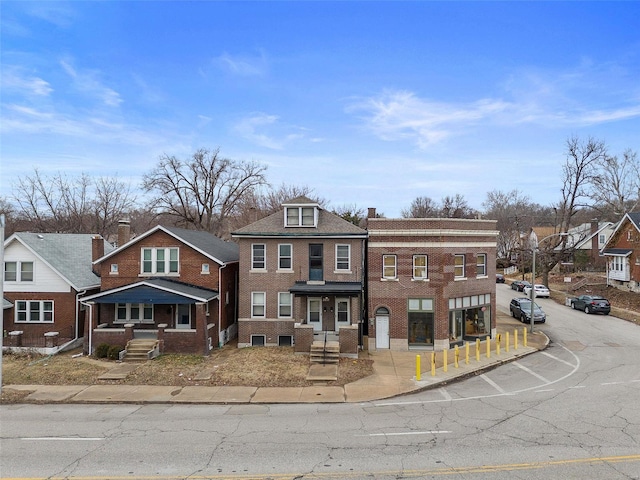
[123,339,160,363]
[310,341,340,365]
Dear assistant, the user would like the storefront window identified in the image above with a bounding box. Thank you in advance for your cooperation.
[449,310,464,344]
[408,298,434,347]
[448,295,491,338]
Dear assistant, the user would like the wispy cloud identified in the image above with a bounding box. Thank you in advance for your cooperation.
[233,113,307,149]
[215,50,268,76]
[24,2,76,28]
[348,90,511,148]
[60,58,122,107]
[1,66,53,96]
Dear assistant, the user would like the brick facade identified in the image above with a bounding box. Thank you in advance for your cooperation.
[367,216,498,351]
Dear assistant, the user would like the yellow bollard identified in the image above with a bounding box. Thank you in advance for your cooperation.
[514,329,518,350]
[431,352,436,376]
[416,354,421,381]
[475,338,480,362]
[486,337,491,358]
[454,345,459,368]
[443,349,448,373]
[465,342,470,364]
[505,332,510,353]
[523,327,527,347]
[496,334,501,356]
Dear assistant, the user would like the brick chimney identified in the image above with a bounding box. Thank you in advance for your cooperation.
[92,235,104,275]
[118,218,131,247]
[368,207,376,219]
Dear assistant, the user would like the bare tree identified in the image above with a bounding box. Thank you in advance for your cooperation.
[12,169,135,236]
[401,196,438,218]
[142,148,268,236]
[331,203,366,226]
[588,148,640,218]
[440,194,476,218]
[482,189,533,261]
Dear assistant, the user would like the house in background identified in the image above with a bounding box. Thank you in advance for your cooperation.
[232,196,367,354]
[2,232,114,353]
[601,212,640,292]
[559,220,614,270]
[82,222,239,356]
[366,210,499,351]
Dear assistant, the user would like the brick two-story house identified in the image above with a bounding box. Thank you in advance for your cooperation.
[81,222,239,355]
[602,212,640,292]
[232,197,368,353]
[366,210,498,351]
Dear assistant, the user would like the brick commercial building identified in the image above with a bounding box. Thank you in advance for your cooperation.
[366,210,498,351]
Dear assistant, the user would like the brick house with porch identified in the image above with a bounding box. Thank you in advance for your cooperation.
[231,196,367,355]
[81,222,238,356]
[366,210,498,351]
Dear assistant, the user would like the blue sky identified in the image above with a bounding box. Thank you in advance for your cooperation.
[1,1,639,217]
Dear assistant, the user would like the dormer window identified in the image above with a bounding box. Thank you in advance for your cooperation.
[285,206,317,227]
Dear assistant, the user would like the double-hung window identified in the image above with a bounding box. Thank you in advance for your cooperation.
[383,255,397,279]
[15,300,53,323]
[4,261,34,282]
[141,248,179,274]
[454,254,465,279]
[252,244,266,270]
[336,245,350,271]
[116,303,153,323]
[278,292,292,318]
[278,244,292,270]
[252,292,266,318]
[476,254,487,277]
[413,255,428,280]
[285,207,316,227]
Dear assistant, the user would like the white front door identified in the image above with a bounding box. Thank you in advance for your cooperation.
[308,298,322,331]
[176,304,191,329]
[375,315,390,349]
[335,298,350,329]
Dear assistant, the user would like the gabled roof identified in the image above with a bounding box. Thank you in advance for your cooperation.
[81,277,218,304]
[601,212,640,253]
[232,204,367,238]
[95,225,239,265]
[560,221,614,249]
[4,233,115,291]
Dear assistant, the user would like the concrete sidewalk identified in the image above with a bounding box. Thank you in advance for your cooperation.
[2,314,548,404]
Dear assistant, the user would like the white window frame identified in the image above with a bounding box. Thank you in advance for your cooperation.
[252,244,266,270]
[201,263,210,274]
[335,298,350,327]
[454,254,466,279]
[278,244,293,271]
[476,253,487,277]
[15,300,54,323]
[110,263,119,274]
[413,254,428,280]
[278,292,293,318]
[251,292,266,318]
[4,261,34,282]
[141,247,179,275]
[115,303,154,323]
[382,255,397,279]
[335,244,351,272]
[285,206,317,227]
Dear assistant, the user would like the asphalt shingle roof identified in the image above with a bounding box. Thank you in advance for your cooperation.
[9,233,115,290]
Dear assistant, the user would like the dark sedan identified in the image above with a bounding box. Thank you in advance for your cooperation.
[496,273,505,283]
[511,280,532,292]
[570,295,611,315]
[510,297,546,323]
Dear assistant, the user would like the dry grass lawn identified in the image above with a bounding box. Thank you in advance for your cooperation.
[1,344,374,403]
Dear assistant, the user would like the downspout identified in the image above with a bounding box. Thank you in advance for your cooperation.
[218,263,227,349]
[81,300,94,355]
[75,290,87,344]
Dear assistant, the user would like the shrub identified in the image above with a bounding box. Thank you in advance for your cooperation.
[107,345,123,360]
[95,343,110,359]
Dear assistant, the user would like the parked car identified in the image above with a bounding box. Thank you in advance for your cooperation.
[523,284,550,298]
[511,280,532,292]
[510,297,547,323]
[496,273,505,283]
[570,295,611,315]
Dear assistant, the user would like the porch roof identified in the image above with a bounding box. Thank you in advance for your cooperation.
[82,278,218,304]
[289,281,362,296]
[602,248,633,257]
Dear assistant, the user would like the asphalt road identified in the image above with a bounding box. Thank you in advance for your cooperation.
[1,284,639,480]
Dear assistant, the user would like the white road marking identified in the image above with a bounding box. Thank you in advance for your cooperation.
[541,351,577,368]
[513,361,551,383]
[22,437,104,441]
[480,374,507,394]
[438,387,452,401]
[358,431,452,437]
